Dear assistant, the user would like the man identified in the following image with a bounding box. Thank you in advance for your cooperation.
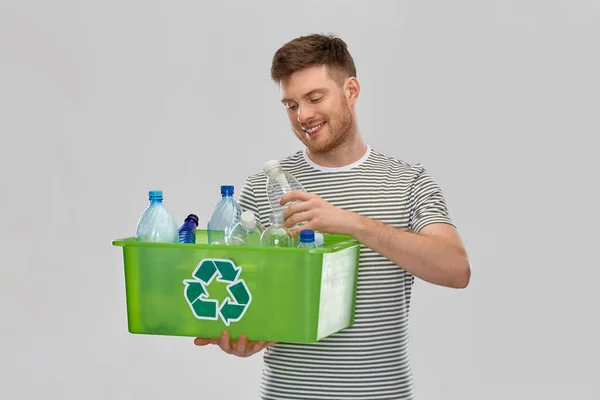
[194,33,471,399]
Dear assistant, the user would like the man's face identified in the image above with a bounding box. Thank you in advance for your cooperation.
[280,65,356,155]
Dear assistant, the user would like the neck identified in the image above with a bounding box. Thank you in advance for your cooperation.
[305,128,367,168]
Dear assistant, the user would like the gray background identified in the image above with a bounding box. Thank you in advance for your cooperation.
[1,0,598,399]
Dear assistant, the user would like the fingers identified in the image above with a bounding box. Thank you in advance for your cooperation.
[284,211,313,230]
[194,337,219,346]
[253,340,277,354]
[283,199,312,220]
[235,335,248,357]
[219,331,232,353]
[280,190,313,206]
[248,340,265,355]
[196,332,276,357]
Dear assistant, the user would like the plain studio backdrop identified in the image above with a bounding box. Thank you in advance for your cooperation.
[1,0,598,399]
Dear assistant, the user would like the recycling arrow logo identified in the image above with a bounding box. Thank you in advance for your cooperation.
[183,258,252,326]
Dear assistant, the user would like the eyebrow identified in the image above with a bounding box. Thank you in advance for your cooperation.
[281,88,328,104]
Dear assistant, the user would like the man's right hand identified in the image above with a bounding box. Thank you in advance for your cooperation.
[194,330,275,358]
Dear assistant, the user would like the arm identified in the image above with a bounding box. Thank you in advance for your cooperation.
[350,217,470,288]
[281,169,471,289]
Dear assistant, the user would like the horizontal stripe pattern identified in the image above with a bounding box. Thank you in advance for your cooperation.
[238,147,454,399]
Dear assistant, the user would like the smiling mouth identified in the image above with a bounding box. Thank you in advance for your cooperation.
[302,122,326,136]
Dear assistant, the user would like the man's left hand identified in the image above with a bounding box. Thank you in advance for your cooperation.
[280,190,356,236]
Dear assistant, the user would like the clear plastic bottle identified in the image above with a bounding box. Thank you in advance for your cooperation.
[297,229,318,248]
[263,160,306,214]
[260,212,292,247]
[227,210,265,246]
[207,185,242,245]
[135,190,179,243]
[178,214,199,244]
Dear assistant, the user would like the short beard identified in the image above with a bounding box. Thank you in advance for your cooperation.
[292,97,357,155]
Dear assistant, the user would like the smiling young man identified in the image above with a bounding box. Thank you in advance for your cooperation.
[194,33,471,399]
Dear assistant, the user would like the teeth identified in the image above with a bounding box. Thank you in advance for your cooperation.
[304,123,323,133]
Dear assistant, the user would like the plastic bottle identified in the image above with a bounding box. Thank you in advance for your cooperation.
[135,190,179,243]
[207,185,243,245]
[227,210,265,246]
[297,229,318,248]
[260,212,292,247]
[314,232,324,247]
[263,160,306,214]
[178,214,199,244]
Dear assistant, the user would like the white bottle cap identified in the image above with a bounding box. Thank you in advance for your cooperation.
[240,210,256,230]
[263,159,281,175]
[314,232,324,246]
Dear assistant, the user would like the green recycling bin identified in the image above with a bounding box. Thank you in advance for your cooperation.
[112,230,360,343]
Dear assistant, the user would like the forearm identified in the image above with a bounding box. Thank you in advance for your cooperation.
[347,213,470,288]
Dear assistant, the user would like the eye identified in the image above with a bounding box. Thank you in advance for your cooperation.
[310,97,322,103]
[284,102,298,111]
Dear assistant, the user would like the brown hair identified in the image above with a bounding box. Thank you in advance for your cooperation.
[270,33,357,85]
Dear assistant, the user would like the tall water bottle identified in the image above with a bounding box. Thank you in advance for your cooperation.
[297,229,318,248]
[227,210,265,246]
[135,190,179,243]
[263,160,306,214]
[260,212,293,247]
[207,185,242,245]
[178,214,199,244]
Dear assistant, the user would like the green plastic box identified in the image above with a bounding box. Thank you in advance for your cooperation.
[112,230,360,343]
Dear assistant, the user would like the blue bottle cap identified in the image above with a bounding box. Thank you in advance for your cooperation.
[149,190,163,199]
[300,229,315,242]
[185,214,199,226]
[221,185,234,196]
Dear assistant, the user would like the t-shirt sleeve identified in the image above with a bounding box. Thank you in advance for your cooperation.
[408,165,456,233]
[237,176,260,220]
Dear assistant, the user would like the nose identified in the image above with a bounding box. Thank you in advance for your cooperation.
[296,103,316,123]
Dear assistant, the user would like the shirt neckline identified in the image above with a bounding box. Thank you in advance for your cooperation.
[302,145,372,172]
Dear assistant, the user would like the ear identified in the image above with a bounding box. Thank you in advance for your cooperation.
[344,77,360,106]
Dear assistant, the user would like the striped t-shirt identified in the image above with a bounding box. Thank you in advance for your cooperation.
[238,145,454,400]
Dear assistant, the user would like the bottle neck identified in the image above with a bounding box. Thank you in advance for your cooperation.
[265,166,283,179]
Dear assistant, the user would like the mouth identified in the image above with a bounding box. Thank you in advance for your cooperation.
[302,122,326,136]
